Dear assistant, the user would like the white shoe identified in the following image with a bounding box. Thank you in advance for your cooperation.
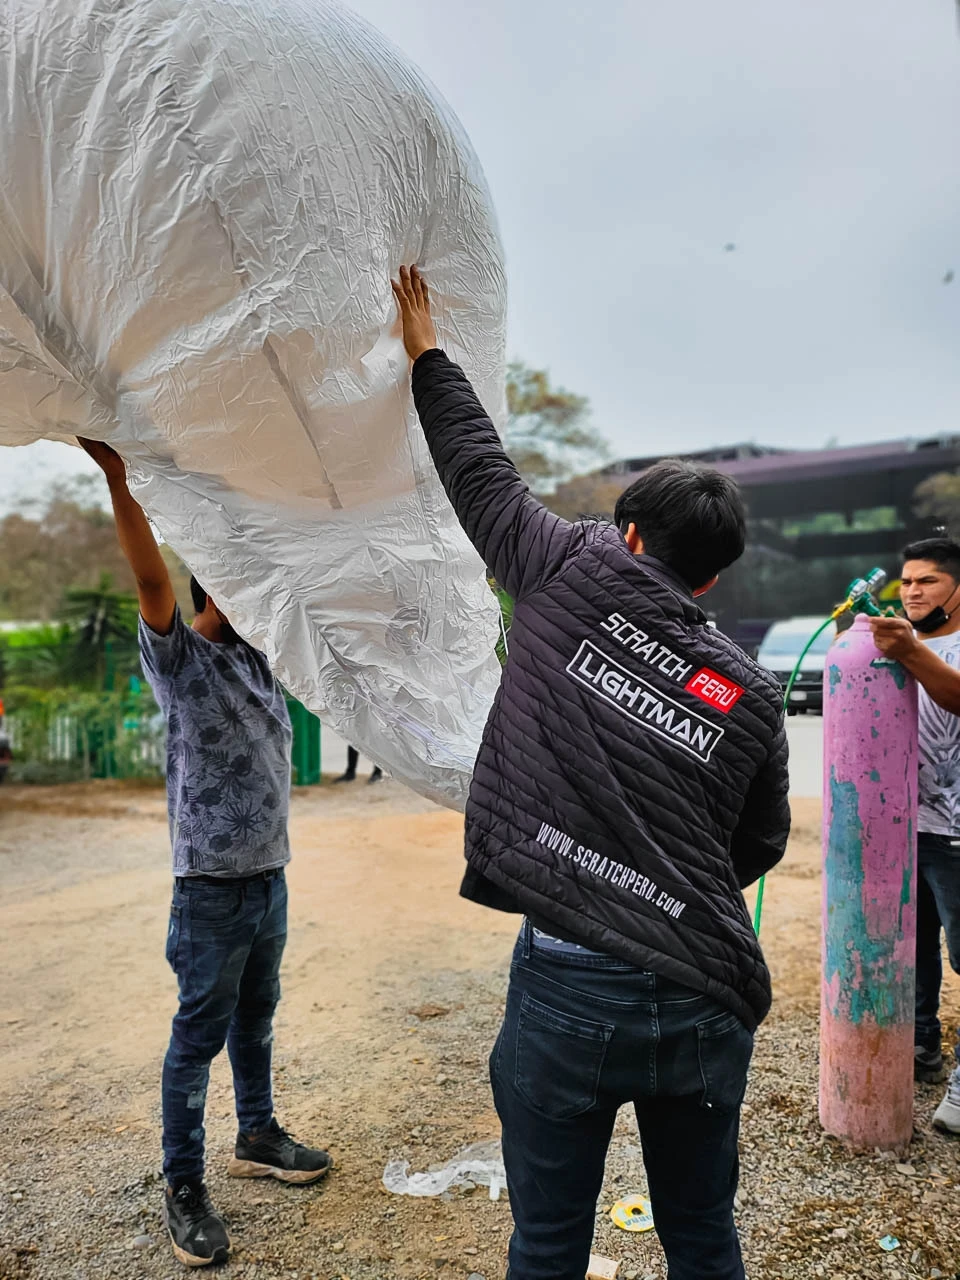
[932,1067,960,1134]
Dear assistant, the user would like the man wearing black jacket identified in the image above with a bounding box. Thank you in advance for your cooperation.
[392,266,789,1280]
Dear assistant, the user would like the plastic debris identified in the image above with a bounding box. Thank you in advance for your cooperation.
[878,1235,900,1252]
[383,1139,505,1198]
[587,1255,620,1280]
[609,1195,655,1233]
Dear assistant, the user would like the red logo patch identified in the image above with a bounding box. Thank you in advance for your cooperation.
[685,668,744,714]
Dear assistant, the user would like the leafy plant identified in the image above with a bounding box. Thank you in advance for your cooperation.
[1,623,76,687]
[504,362,608,493]
[3,682,163,782]
[914,469,960,536]
[489,580,514,666]
[56,573,140,688]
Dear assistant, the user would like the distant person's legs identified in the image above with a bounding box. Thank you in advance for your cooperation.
[335,746,359,783]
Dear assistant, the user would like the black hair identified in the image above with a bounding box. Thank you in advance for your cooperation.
[613,458,746,590]
[902,537,960,583]
[189,575,208,616]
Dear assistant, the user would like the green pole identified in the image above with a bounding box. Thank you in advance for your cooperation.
[284,694,322,785]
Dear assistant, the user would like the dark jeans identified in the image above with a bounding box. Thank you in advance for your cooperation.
[915,833,960,1067]
[491,922,754,1280]
[162,869,287,1187]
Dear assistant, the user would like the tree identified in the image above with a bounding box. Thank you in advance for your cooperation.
[547,471,625,522]
[57,572,140,688]
[913,469,960,536]
[504,362,608,493]
[0,476,194,622]
[0,479,136,621]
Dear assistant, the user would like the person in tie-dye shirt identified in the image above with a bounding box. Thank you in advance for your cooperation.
[871,538,960,1138]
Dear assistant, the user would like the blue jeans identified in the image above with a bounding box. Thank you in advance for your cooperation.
[162,869,287,1187]
[915,833,960,1067]
[491,922,754,1280]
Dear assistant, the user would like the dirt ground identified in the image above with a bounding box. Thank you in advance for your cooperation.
[0,781,958,1280]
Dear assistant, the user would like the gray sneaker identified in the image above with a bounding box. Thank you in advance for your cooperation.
[932,1067,960,1135]
[915,1044,946,1084]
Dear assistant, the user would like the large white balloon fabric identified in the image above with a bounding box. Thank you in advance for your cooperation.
[0,0,507,807]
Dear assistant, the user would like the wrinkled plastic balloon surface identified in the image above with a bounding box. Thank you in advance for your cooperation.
[0,0,506,807]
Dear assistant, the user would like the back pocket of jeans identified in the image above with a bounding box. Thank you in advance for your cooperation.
[696,1010,754,1112]
[514,992,613,1120]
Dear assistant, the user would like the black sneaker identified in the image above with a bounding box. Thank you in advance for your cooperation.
[333,770,356,783]
[915,1045,946,1084]
[227,1118,332,1185]
[163,1183,230,1268]
[368,766,383,784]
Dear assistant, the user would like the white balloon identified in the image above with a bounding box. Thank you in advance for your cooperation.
[0,0,506,807]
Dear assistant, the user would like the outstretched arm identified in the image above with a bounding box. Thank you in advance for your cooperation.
[871,616,960,714]
[77,439,177,636]
[392,266,580,600]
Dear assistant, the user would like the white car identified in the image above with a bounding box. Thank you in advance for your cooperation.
[756,616,837,714]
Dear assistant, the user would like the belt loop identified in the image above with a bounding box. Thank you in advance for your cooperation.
[521,918,532,959]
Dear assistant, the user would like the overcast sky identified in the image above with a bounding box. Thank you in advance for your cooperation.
[3,0,958,509]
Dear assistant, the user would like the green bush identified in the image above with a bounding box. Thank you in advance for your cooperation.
[0,578,141,691]
[9,758,88,786]
[4,683,164,782]
[1,625,77,688]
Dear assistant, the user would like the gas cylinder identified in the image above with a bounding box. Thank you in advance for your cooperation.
[820,613,918,1150]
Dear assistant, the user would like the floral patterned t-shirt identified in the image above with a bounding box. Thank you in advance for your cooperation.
[139,609,292,877]
[917,631,960,836]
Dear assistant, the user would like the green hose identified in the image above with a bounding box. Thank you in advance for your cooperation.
[779,616,836,713]
[752,613,837,935]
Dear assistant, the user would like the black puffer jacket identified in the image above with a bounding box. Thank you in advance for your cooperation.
[412,349,790,1030]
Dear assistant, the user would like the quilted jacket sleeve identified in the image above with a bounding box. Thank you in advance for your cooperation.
[729,715,791,889]
[411,348,581,600]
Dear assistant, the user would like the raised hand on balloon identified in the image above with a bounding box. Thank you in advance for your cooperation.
[77,436,127,487]
[391,264,438,363]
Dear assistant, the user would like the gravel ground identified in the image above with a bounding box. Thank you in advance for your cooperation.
[0,783,957,1280]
